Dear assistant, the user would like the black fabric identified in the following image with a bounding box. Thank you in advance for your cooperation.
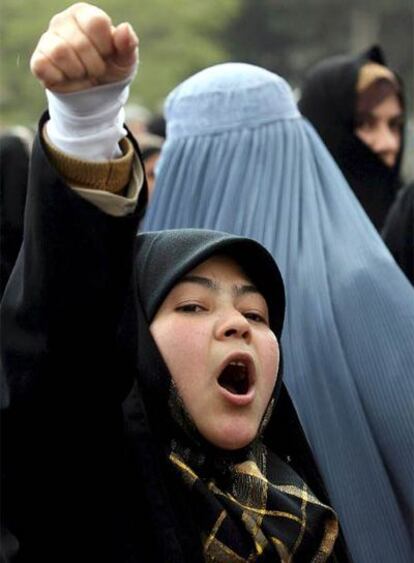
[1,114,349,561]
[382,181,414,285]
[299,45,404,231]
[0,134,30,297]
[0,114,167,563]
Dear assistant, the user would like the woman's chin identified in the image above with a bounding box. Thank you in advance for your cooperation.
[201,420,258,451]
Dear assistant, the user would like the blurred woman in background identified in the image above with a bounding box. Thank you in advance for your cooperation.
[299,45,405,231]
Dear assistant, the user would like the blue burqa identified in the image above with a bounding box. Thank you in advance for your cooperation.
[143,63,414,562]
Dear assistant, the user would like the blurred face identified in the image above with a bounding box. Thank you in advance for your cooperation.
[143,151,160,201]
[150,255,279,450]
[355,94,403,167]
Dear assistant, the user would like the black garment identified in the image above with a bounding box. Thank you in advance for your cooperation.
[382,181,414,285]
[1,115,349,562]
[0,133,30,297]
[1,116,171,563]
[298,45,404,231]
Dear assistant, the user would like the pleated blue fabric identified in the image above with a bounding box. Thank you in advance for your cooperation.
[143,63,414,562]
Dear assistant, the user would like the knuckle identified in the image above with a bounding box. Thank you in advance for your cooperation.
[29,54,44,77]
[38,31,51,47]
[70,2,92,12]
[49,13,63,27]
[90,60,106,78]
[74,34,94,56]
[49,42,69,64]
[30,58,58,86]
[72,32,90,54]
[37,33,67,64]
[82,14,110,37]
[73,38,104,76]
[68,61,86,79]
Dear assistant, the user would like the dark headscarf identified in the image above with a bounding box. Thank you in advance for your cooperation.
[125,229,344,561]
[299,45,404,230]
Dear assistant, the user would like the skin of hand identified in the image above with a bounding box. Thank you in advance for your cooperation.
[30,2,139,93]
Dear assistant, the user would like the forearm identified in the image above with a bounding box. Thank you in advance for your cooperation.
[0,112,145,407]
[43,70,148,215]
[43,123,144,216]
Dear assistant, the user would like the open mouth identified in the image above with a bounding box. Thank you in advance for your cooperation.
[218,360,251,395]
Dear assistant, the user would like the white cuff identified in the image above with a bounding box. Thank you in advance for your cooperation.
[46,73,135,161]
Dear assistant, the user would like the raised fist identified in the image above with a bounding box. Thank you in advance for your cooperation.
[30,2,138,93]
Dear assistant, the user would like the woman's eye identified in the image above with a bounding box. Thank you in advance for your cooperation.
[357,121,373,132]
[355,114,375,131]
[389,118,403,132]
[244,311,268,324]
[176,303,205,313]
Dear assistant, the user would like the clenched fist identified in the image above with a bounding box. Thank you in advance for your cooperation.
[30,2,138,93]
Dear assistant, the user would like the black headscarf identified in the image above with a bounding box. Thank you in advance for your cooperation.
[123,229,346,561]
[298,45,404,231]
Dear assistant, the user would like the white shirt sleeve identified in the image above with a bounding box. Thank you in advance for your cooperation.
[45,72,135,161]
[44,70,144,216]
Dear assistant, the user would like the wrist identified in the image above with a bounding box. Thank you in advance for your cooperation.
[43,124,135,194]
[46,73,135,161]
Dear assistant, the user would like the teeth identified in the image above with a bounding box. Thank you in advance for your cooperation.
[229,361,246,368]
[229,361,247,380]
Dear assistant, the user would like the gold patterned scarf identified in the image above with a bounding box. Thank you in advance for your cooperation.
[169,441,338,562]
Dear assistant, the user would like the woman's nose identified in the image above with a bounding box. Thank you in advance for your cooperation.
[374,124,400,153]
[215,310,252,342]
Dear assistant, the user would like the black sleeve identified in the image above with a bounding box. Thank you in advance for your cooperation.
[0,113,147,561]
[1,113,146,405]
[382,182,414,286]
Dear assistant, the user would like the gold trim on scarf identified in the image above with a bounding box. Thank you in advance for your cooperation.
[169,449,339,562]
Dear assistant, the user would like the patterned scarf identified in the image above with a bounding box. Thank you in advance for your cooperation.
[169,440,338,562]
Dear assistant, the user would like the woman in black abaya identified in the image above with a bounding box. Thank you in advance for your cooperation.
[299,45,404,231]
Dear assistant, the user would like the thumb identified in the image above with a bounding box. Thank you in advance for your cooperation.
[112,23,139,70]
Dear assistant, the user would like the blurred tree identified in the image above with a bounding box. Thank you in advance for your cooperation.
[1,0,412,127]
[0,0,240,126]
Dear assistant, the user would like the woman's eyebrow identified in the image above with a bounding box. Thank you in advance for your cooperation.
[179,275,218,290]
[235,284,260,297]
[179,275,260,296]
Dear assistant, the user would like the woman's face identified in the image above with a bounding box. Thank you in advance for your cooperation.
[355,93,403,167]
[150,255,279,450]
